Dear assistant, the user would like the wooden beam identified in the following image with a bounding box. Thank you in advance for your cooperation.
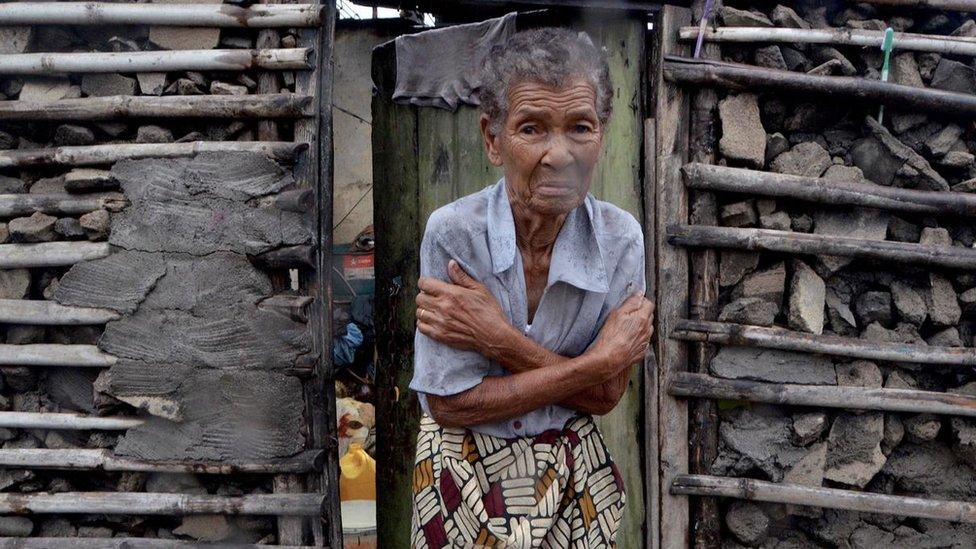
[668,225,976,270]
[0,448,323,474]
[0,49,310,75]
[678,26,976,57]
[0,3,323,26]
[673,319,976,366]
[0,299,119,325]
[0,242,110,268]
[664,55,976,118]
[670,372,976,417]
[0,141,306,168]
[0,344,117,367]
[0,412,141,430]
[0,193,126,217]
[672,474,976,524]
[654,6,693,549]
[0,492,323,515]
[0,94,312,122]
[684,163,976,217]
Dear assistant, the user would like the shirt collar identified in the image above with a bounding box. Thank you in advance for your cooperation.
[486,178,610,294]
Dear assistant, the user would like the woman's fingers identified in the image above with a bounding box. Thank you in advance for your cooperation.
[417,276,451,296]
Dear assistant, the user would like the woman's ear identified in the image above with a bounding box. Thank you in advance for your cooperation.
[480,113,504,167]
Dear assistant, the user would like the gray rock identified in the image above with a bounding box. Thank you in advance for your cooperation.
[861,321,923,344]
[835,360,882,388]
[937,150,973,168]
[720,251,759,287]
[771,5,809,29]
[718,406,807,481]
[917,52,941,81]
[210,81,248,96]
[770,142,832,178]
[0,176,27,194]
[764,132,790,164]
[851,117,948,191]
[888,217,921,242]
[792,412,828,446]
[960,286,976,313]
[78,526,113,538]
[789,261,825,334]
[711,346,836,385]
[891,280,927,325]
[920,226,952,246]
[791,213,813,232]
[38,517,75,537]
[8,212,57,243]
[927,273,961,327]
[167,77,204,95]
[136,125,174,144]
[18,76,72,102]
[53,124,95,146]
[759,211,791,231]
[924,124,964,157]
[953,178,976,193]
[890,111,928,134]
[719,94,766,168]
[784,103,831,133]
[890,53,925,88]
[63,168,118,193]
[825,288,857,335]
[821,164,864,183]
[905,414,941,443]
[732,262,786,303]
[0,517,32,536]
[720,200,758,227]
[0,27,31,55]
[927,326,963,347]
[29,176,66,195]
[726,502,769,546]
[718,297,778,326]
[854,291,892,326]
[719,6,773,27]
[81,73,137,97]
[950,418,976,469]
[150,25,220,51]
[811,47,856,76]
[79,209,110,241]
[754,45,787,71]
[882,415,905,455]
[0,269,29,300]
[173,515,233,542]
[54,217,85,239]
[931,58,976,94]
[137,72,167,96]
[825,412,886,488]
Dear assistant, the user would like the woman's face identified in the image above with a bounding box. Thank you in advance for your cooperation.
[481,78,604,217]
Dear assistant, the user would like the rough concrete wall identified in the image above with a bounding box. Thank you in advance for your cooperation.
[332,26,398,244]
[708,2,976,546]
[54,152,310,461]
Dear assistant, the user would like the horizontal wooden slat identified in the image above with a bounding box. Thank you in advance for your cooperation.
[0,300,119,325]
[669,372,976,417]
[0,492,323,515]
[0,540,317,549]
[678,26,976,57]
[857,0,976,12]
[667,224,976,270]
[0,141,307,168]
[683,163,976,217]
[664,55,976,118]
[0,448,323,474]
[0,344,117,366]
[0,3,322,27]
[0,241,110,268]
[672,474,976,524]
[0,94,312,121]
[0,193,126,217]
[0,412,141,430]
[672,319,976,366]
[0,48,310,76]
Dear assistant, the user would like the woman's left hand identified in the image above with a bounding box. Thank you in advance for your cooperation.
[416,260,512,357]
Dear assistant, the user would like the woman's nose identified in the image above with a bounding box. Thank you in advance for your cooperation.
[540,134,573,169]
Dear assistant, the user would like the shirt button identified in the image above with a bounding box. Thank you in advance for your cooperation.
[513,420,522,430]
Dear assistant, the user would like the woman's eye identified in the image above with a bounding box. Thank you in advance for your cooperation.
[573,124,593,134]
[520,125,538,135]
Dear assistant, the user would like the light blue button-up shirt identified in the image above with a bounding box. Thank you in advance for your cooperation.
[409,179,645,438]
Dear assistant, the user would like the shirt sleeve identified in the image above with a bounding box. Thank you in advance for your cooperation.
[408,209,492,400]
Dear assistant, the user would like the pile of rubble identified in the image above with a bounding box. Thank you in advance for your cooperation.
[707,1,976,546]
[0,13,310,544]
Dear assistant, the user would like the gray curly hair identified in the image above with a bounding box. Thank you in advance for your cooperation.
[478,27,614,135]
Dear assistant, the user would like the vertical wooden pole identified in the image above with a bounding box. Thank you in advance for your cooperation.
[257,0,283,142]
[372,43,422,548]
[642,118,659,549]
[653,5,692,549]
[687,1,722,547]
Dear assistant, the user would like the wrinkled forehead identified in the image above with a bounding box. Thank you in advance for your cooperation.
[506,78,599,121]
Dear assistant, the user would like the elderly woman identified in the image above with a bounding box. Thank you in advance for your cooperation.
[409,27,654,547]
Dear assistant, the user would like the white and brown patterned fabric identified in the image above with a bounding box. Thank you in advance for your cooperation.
[410,413,626,548]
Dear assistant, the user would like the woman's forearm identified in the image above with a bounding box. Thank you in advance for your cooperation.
[483,322,629,415]
[427,349,616,427]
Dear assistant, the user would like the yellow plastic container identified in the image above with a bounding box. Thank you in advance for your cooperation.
[339,443,376,502]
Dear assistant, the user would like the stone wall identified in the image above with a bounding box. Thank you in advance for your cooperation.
[707,1,976,546]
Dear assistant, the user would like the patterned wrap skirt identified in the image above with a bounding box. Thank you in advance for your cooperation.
[410,413,626,548]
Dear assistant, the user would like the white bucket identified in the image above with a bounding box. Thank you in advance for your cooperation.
[342,499,376,549]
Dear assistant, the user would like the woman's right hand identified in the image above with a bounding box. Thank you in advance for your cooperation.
[590,294,655,378]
